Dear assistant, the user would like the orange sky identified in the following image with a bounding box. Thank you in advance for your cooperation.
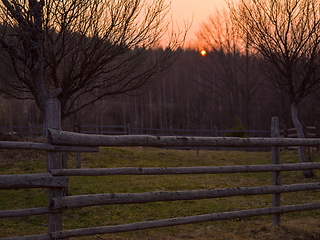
[169,0,227,46]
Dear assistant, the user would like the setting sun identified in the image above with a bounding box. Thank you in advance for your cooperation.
[200,50,207,56]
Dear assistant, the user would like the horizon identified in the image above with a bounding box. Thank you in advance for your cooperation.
[168,0,227,47]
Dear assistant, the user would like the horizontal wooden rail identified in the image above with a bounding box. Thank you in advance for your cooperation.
[0,173,68,189]
[4,202,320,240]
[50,162,320,176]
[49,202,320,239]
[0,141,98,152]
[50,182,320,209]
[48,129,320,147]
[1,233,50,240]
[0,207,60,218]
[1,124,319,239]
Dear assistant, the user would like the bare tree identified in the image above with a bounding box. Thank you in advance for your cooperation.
[196,9,262,129]
[0,0,184,120]
[230,0,320,177]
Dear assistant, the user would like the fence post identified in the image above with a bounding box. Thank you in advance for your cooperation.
[127,123,131,135]
[316,122,320,152]
[282,124,288,151]
[316,122,320,138]
[76,152,81,168]
[46,99,66,235]
[271,116,281,226]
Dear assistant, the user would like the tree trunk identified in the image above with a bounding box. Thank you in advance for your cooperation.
[30,0,49,119]
[291,103,314,178]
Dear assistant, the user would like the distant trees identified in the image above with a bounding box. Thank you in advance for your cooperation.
[196,9,263,129]
[0,0,183,121]
[96,48,275,133]
[2,0,320,146]
[230,0,320,177]
[2,45,319,136]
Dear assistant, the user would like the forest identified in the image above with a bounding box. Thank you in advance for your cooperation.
[0,46,319,134]
[0,0,320,136]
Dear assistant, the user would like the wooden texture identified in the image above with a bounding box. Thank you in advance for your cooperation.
[50,182,320,209]
[2,114,320,239]
[0,173,67,189]
[49,202,320,238]
[1,234,51,240]
[50,162,320,176]
[0,207,58,218]
[76,152,81,168]
[4,203,320,239]
[49,128,320,147]
[46,100,65,234]
[0,141,98,152]
[271,116,281,226]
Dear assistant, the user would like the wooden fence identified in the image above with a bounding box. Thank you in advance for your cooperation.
[3,121,320,140]
[0,125,270,138]
[281,123,320,138]
[1,100,320,239]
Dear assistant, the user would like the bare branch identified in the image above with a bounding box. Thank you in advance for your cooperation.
[0,0,185,119]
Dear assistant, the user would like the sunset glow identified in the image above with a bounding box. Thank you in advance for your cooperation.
[169,0,227,46]
[200,50,207,56]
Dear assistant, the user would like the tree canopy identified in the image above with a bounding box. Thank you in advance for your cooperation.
[229,0,320,177]
[0,0,184,119]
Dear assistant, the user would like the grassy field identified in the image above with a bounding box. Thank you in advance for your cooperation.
[0,147,320,240]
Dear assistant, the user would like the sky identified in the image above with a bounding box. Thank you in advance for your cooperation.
[169,0,227,46]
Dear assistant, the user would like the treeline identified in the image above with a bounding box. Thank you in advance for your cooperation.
[0,47,319,133]
[104,49,319,132]
[1,0,320,138]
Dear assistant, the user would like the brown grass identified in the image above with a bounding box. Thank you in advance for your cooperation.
[0,147,319,239]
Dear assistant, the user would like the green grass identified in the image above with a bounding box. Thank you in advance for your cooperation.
[0,147,320,239]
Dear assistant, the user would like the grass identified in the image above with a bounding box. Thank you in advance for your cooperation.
[0,147,320,239]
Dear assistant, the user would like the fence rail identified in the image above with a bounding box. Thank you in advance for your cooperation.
[0,125,271,138]
[50,182,320,210]
[49,162,320,176]
[3,203,320,240]
[48,128,320,147]
[3,123,320,139]
[0,207,58,219]
[281,124,320,138]
[0,173,68,189]
[0,141,98,152]
[1,105,320,239]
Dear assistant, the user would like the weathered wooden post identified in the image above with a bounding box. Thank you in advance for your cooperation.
[316,122,320,152]
[271,116,281,226]
[46,99,67,235]
[214,126,218,137]
[126,123,131,135]
[76,152,81,168]
[282,124,288,151]
[316,122,320,138]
